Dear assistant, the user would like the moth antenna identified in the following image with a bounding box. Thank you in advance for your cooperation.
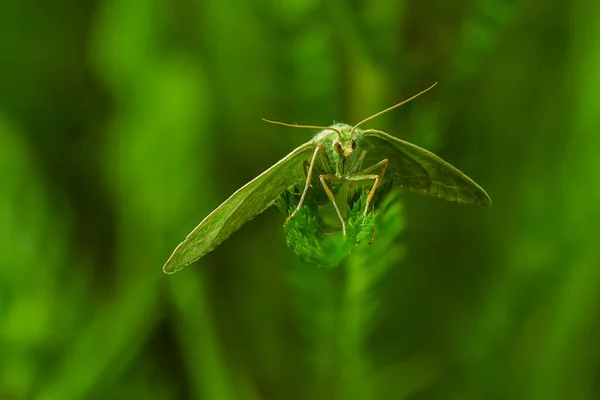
[262,118,342,142]
[350,82,438,139]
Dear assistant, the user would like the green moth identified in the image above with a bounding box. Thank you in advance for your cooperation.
[163,83,491,274]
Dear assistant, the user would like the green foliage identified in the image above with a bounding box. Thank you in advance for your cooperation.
[285,185,405,399]
[339,188,407,400]
[277,186,382,268]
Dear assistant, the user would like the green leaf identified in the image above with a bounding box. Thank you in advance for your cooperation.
[278,183,393,268]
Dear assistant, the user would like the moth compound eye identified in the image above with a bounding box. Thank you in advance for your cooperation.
[351,140,357,150]
[334,142,343,153]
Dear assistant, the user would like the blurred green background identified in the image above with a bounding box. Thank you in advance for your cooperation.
[2,0,599,399]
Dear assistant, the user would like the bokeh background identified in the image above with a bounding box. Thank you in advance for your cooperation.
[2,0,599,399]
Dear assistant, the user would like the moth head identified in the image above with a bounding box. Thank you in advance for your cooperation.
[333,139,356,157]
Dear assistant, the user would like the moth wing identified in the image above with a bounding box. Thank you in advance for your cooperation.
[360,130,491,206]
[164,142,317,274]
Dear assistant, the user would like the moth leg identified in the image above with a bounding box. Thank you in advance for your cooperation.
[362,158,388,215]
[348,182,355,202]
[349,150,367,175]
[303,150,332,187]
[319,149,334,174]
[302,160,313,187]
[356,156,386,175]
[347,150,366,201]
[320,174,346,236]
[284,145,324,226]
[347,159,388,220]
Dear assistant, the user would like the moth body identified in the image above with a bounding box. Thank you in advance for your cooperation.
[163,83,491,274]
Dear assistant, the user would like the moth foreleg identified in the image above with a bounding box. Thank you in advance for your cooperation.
[302,160,313,187]
[320,174,346,236]
[347,150,366,201]
[347,159,388,221]
[319,148,334,174]
[349,150,367,175]
[284,145,323,227]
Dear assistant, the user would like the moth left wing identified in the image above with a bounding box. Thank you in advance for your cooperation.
[360,129,491,206]
[164,142,317,274]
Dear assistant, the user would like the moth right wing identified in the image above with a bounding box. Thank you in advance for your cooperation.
[360,129,491,206]
[164,142,317,274]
